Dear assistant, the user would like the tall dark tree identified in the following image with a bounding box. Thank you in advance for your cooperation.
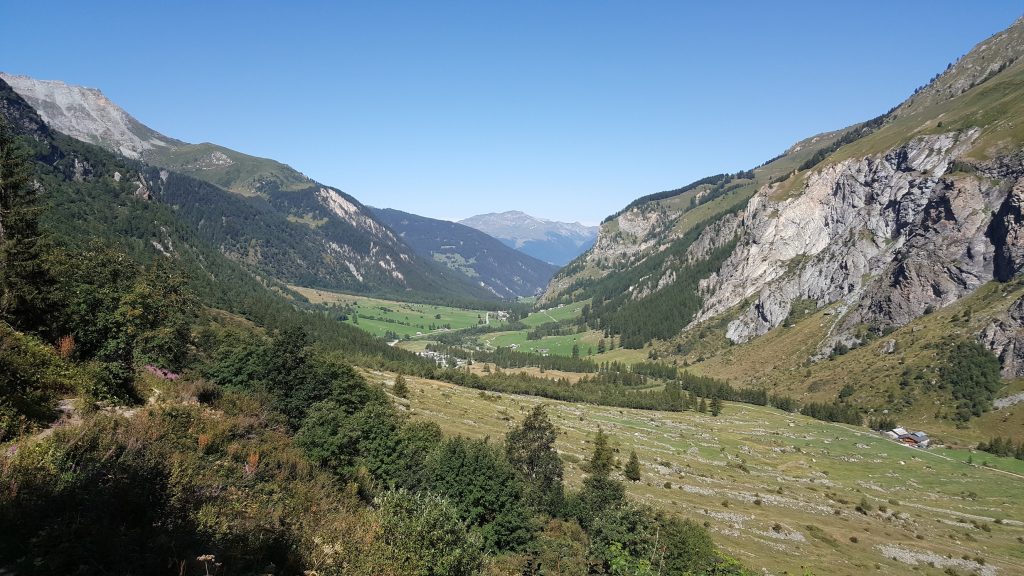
[710,395,723,417]
[0,118,47,331]
[624,450,641,482]
[505,404,564,514]
[573,427,625,528]
[393,372,409,398]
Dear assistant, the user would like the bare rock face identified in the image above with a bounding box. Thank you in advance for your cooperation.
[686,213,741,263]
[979,295,1024,377]
[989,176,1024,281]
[0,73,177,160]
[692,128,1022,350]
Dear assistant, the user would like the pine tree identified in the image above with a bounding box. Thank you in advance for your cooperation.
[597,338,606,354]
[393,373,409,398]
[710,396,722,417]
[624,450,641,482]
[0,118,48,331]
[571,343,580,358]
[698,397,707,413]
[589,427,614,478]
[576,427,625,526]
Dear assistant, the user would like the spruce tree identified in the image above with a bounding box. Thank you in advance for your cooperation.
[624,450,641,482]
[393,373,409,398]
[575,427,625,526]
[589,427,614,478]
[698,397,707,413]
[710,396,722,417]
[0,118,47,331]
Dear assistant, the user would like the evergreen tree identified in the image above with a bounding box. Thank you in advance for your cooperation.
[571,343,580,358]
[589,427,614,478]
[624,450,641,482]
[393,372,409,398]
[505,404,564,514]
[597,338,606,354]
[710,395,722,417]
[0,118,47,331]
[698,397,707,413]
[573,427,625,527]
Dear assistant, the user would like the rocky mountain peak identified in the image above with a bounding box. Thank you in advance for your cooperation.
[0,73,180,159]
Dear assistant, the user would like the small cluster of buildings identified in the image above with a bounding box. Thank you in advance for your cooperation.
[883,427,930,448]
[417,350,466,369]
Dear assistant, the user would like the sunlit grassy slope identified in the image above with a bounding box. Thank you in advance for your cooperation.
[680,280,1024,446]
[290,286,503,339]
[363,369,1024,576]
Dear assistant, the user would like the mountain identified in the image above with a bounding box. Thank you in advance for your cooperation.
[543,17,1024,422]
[459,210,598,265]
[0,73,495,303]
[370,208,558,298]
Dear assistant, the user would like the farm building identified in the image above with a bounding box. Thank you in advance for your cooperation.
[880,427,930,448]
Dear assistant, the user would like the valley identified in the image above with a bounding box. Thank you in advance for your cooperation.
[3,6,1024,576]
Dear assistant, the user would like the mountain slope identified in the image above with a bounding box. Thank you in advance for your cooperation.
[542,16,1024,419]
[0,73,495,303]
[370,208,558,298]
[459,211,597,265]
[0,76,430,366]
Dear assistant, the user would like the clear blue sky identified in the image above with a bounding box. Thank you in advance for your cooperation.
[2,2,1020,224]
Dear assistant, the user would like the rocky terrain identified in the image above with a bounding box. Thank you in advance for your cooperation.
[0,73,181,159]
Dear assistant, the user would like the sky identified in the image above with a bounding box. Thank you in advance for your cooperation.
[2,2,1021,225]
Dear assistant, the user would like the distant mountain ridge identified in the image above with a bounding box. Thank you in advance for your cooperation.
[1,73,494,302]
[459,210,597,265]
[370,208,558,298]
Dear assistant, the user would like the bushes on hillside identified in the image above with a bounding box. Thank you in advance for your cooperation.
[941,341,1002,421]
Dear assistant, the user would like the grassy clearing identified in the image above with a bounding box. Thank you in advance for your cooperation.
[520,300,589,327]
[482,329,603,357]
[290,286,503,339]
[362,369,1024,576]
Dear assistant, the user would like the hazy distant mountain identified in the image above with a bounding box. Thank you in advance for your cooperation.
[459,211,598,265]
[371,208,559,298]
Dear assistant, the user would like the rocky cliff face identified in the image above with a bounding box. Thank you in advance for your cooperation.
[0,73,179,159]
[692,128,1022,348]
[979,294,1024,377]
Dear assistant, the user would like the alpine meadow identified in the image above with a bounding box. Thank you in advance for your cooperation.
[3,3,1024,576]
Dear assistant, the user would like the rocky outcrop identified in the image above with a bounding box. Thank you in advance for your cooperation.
[0,73,178,159]
[686,213,741,263]
[692,128,1024,349]
[979,295,1024,378]
[989,176,1024,281]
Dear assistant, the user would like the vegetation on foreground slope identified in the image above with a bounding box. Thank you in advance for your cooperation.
[381,371,1024,576]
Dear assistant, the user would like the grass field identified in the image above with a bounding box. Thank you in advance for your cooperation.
[362,369,1024,576]
[290,286,503,339]
[520,300,590,327]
